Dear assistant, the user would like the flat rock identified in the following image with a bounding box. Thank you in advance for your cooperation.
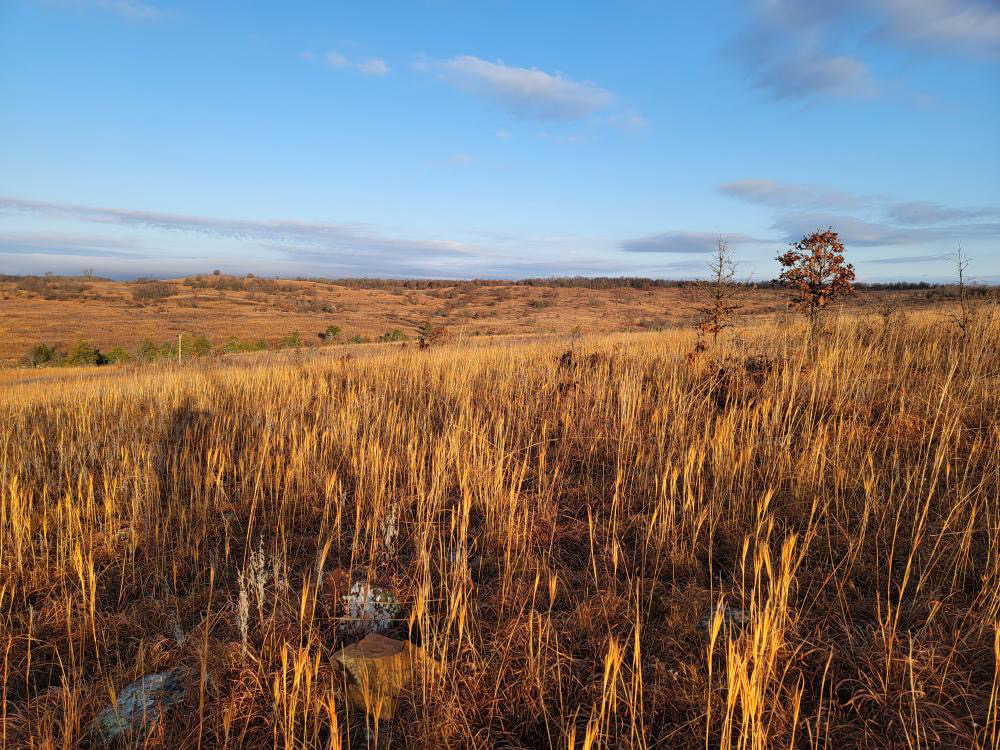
[334,634,436,719]
[92,670,185,742]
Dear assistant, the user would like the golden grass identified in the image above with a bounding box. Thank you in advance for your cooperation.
[1,308,998,748]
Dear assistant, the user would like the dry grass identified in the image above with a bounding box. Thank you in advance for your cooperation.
[0,276,906,366]
[1,307,998,748]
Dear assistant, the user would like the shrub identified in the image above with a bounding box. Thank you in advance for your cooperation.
[279,331,302,350]
[221,336,269,354]
[221,336,242,354]
[138,339,160,362]
[65,339,108,366]
[105,346,131,364]
[25,343,62,367]
[347,335,367,344]
[417,321,448,348]
[193,335,212,357]
[318,325,342,343]
[131,280,177,302]
[176,334,212,358]
[378,329,407,343]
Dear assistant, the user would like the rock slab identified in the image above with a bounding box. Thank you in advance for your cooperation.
[92,670,185,742]
[334,634,435,719]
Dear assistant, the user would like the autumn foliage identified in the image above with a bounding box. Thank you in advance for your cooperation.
[777,229,856,339]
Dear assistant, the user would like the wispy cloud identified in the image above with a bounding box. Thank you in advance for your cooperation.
[873,0,1000,58]
[0,197,473,266]
[868,253,948,264]
[772,212,1000,246]
[721,177,1000,248]
[731,0,1000,101]
[607,110,647,131]
[620,231,762,254]
[435,55,615,120]
[719,179,867,210]
[884,200,1000,225]
[0,231,142,257]
[357,58,390,76]
[317,51,390,76]
[770,213,930,246]
[730,1,878,101]
[87,0,161,20]
[324,51,349,68]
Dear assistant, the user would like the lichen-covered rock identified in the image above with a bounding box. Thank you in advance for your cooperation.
[338,580,401,637]
[92,670,185,742]
[334,634,437,719]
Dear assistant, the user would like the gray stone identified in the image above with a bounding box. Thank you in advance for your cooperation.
[92,670,185,742]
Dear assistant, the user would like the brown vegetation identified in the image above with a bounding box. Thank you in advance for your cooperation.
[2,307,998,748]
[0,275,943,367]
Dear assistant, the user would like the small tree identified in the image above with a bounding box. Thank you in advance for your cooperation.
[318,325,341,343]
[691,238,747,350]
[871,298,901,340]
[948,246,973,339]
[26,343,62,367]
[777,228,855,343]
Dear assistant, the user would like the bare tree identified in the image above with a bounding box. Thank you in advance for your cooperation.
[948,246,974,339]
[691,238,747,352]
[869,297,902,340]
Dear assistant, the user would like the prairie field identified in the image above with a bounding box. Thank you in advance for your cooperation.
[0,274,925,366]
[2,307,999,749]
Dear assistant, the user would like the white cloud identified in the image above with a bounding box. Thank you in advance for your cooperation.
[495,129,511,141]
[450,153,475,165]
[357,58,390,76]
[437,55,615,120]
[324,51,349,68]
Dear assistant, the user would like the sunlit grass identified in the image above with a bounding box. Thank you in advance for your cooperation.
[2,308,997,748]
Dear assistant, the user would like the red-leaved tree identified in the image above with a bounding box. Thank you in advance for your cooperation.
[777,229,856,342]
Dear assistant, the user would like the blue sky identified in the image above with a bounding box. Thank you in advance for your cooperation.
[1,0,998,281]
